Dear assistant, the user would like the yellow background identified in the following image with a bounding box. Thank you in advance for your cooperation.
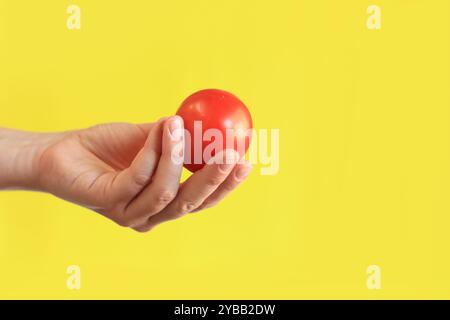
[1,0,450,299]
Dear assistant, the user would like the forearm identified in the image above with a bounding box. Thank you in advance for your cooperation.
[0,128,59,190]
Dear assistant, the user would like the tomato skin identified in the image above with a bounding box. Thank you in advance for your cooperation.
[176,89,253,172]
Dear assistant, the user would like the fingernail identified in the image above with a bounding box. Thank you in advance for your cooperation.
[235,162,252,180]
[169,117,183,141]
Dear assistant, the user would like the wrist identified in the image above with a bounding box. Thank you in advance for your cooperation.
[0,129,64,190]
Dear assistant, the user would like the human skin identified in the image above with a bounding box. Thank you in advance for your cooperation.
[0,116,252,232]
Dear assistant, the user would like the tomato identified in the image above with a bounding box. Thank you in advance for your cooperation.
[176,89,253,172]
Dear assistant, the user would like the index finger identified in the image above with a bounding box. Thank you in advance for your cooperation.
[134,149,239,232]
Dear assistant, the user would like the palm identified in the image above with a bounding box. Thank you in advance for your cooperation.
[40,123,154,209]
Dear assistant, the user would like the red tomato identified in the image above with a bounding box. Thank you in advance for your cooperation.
[176,89,253,172]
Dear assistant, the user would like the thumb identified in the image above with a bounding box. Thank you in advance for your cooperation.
[111,118,166,201]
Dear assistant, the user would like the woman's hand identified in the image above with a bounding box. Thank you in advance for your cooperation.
[0,117,252,232]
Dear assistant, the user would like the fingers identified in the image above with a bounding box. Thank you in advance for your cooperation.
[124,116,185,224]
[109,122,162,200]
[191,160,252,213]
[134,149,239,232]
[110,119,165,201]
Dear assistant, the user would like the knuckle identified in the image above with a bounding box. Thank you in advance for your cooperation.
[205,175,225,187]
[223,181,236,193]
[178,200,198,214]
[115,217,133,228]
[154,190,176,207]
[134,174,150,187]
[114,215,138,228]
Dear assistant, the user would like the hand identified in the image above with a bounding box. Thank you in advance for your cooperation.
[6,117,252,232]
